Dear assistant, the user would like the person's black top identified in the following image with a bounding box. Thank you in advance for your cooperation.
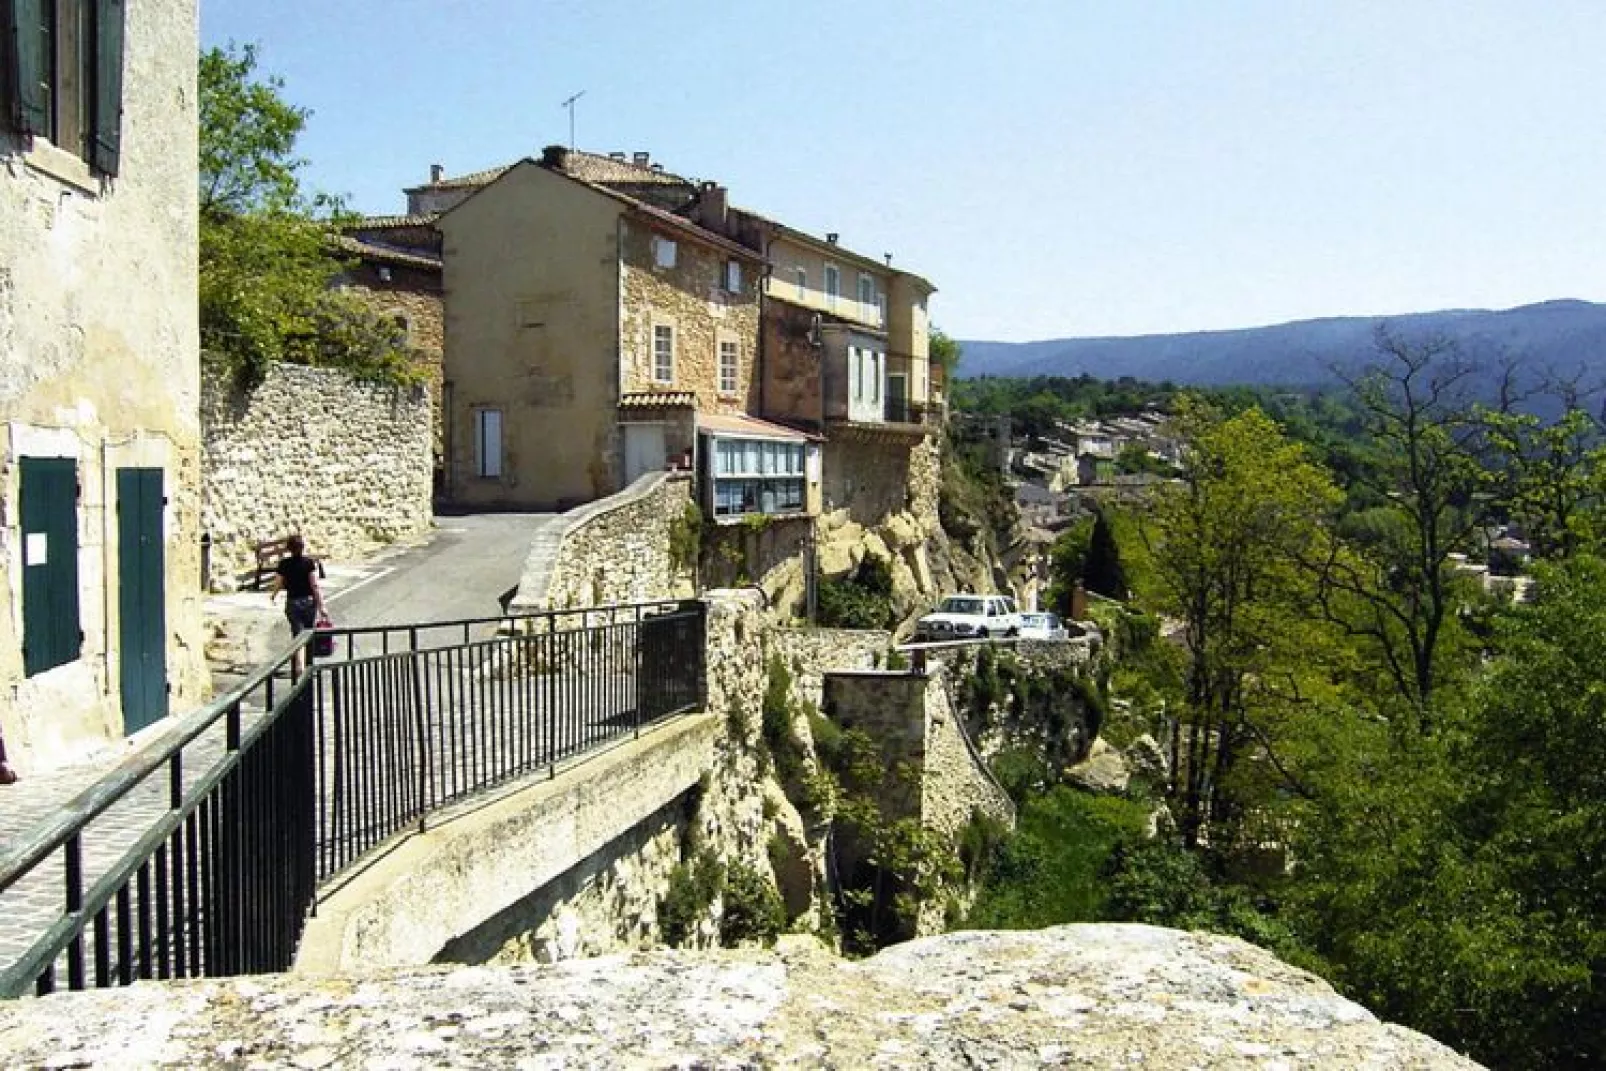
[276,554,318,599]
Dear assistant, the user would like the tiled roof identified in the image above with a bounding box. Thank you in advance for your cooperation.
[404,165,511,193]
[332,234,442,272]
[697,412,811,441]
[619,390,697,409]
[351,213,440,229]
[558,149,696,187]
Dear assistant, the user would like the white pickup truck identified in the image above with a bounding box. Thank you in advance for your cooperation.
[913,594,1021,643]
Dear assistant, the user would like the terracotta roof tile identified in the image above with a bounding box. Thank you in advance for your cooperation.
[619,390,697,409]
[332,234,442,272]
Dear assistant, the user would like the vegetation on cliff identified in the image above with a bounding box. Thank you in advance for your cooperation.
[959,335,1606,1069]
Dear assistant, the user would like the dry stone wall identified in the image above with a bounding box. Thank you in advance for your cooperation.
[200,362,432,589]
[509,471,693,613]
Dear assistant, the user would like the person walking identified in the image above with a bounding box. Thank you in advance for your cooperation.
[0,728,16,785]
[270,534,325,675]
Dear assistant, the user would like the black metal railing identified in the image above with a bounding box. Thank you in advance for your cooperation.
[0,639,317,998]
[0,598,707,998]
[313,599,705,881]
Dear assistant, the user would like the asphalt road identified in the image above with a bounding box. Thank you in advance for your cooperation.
[322,512,554,629]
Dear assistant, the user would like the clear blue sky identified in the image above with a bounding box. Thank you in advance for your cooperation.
[201,1,1606,343]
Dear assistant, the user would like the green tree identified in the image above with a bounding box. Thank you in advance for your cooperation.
[1481,403,1604,560]
[198,44,415,386]
[1311,328,1493,728]
[1082,508,1128,599]
[929,330,961,378]
[1147,401,1341,852]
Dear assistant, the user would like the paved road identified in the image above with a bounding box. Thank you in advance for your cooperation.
[325,513,554,629]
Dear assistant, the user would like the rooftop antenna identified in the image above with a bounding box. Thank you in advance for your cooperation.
[560,90,586,150]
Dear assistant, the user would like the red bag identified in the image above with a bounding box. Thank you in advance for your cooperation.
[313,613,335,658]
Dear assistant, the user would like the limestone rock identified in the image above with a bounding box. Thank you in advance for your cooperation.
[1125,732,1169,786]
[1064,736,1131,794]
[0,925,1478,1069]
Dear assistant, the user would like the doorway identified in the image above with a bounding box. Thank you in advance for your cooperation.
[623,423,667,484]
[117,467,168,735]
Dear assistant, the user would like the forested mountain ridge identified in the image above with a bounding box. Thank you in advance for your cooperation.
[959,299,1606,391]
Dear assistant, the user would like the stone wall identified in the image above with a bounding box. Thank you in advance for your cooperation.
[200,362,432,589]
[823,669,1014,841]
[770,626,893,711]
[509,471,693,613]
[336,262,444,463]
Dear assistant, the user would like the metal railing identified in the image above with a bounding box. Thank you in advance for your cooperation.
[313,599,705,880]
[0,639,317,998]
[0,598,707,998]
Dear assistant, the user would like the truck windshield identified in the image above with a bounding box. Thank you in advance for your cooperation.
[938,597,984,615]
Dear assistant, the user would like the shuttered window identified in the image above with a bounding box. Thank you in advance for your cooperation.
[20,457,82,676]
[2,0,125,175]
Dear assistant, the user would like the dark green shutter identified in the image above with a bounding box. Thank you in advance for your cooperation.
[118,467,167,733]
[21,457,82,677]
[90,0,122,174]
[6,0,51,135]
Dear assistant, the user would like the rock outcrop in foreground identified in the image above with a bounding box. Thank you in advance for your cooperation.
[2,924,1478,1069]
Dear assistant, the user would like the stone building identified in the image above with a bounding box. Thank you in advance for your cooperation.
[333,216,445,476]
[438,148,819,519]
[0,0,208,772]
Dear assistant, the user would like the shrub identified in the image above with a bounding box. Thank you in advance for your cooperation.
[720,861,785,947]
[660,849,724,947]
[816,555,895,629]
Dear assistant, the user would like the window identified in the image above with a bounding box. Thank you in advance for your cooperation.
[709,437,806,517]
[653,235,677,268]
[858,274,875,313]
[2,0,126,174]
[824,263,840,307]
[20,457,81,676]
[794,266,806,294]
[653,324,675,383]
[725,259,742,293]
[718,339,739,395]
[475,409,502,478]
[851,347,863,401]
[871,351,880,403]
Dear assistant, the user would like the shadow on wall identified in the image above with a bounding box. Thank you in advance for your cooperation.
[701,516,813,594]
[433,793,691,965]
[823,440,914,526]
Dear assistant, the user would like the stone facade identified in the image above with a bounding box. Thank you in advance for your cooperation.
[334,259,444,465]
[0,0,209,772]
[617,218,760,415]
[509,472,694,613]
[200,362,432,589]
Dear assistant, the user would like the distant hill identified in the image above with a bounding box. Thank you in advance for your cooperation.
[958,301,1606,395]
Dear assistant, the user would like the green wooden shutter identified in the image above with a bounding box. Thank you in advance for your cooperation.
[5,0,51,135]
[21,457,83,677]
[90,0,122,174]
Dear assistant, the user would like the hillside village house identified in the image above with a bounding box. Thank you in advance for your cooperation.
[0,0,208,773]
[436,148,820,520]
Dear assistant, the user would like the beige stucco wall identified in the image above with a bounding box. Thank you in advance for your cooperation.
[618,220,760,415]
[765,237,890,331]
[887,275,932,404]
[441,165,621,508]
[0,0,207,772]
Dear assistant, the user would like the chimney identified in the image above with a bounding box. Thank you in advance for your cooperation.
[698,181,729,233]
[826,232,839,245]
[632,151,651,167]
[430,163,443,184]
[609,151,626,161]
[651,163,663,172]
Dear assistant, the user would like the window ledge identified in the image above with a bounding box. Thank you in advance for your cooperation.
[18,138,100,195]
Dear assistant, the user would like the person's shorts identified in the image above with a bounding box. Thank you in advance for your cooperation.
[286,596,318,634]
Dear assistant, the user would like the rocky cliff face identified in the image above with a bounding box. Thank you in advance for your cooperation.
[1,925,1479,1068]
